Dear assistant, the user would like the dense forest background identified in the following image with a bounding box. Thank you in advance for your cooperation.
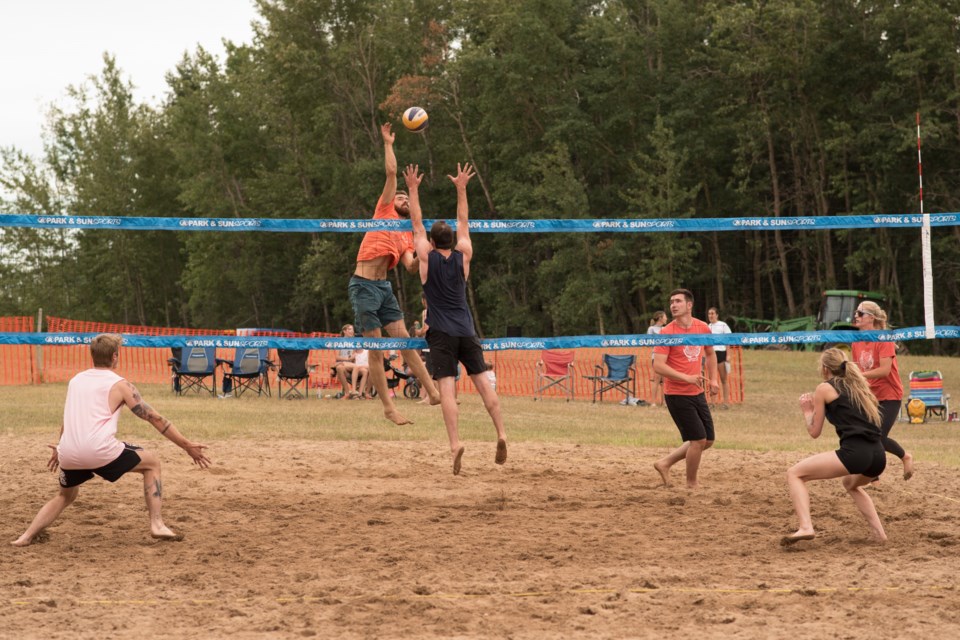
[1,0,959,350]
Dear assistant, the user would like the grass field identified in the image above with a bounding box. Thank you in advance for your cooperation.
[3,349,958,466]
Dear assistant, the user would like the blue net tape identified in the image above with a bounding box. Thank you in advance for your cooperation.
[1,327,956,351]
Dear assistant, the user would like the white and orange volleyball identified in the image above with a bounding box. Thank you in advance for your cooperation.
[401,106,429,132]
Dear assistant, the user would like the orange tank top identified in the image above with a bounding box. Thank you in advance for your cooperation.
[356,199,414,270]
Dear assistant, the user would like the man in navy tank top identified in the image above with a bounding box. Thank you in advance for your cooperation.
[403,162,507,475]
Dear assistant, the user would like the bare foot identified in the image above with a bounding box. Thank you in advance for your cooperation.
[428,393,441,406]
[495,439,507,465]
[653,460,671,487]
[903,452,914,481]
[452,446,465,476]
[385,410,413,426]
[10,530,48,546]
[151,532,184,542]
[780,531,816,546]
[151,524,183,541]
[869,531,888,544]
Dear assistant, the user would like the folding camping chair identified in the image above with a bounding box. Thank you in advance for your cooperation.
[168,346,219,397]
[584,354,637,403]
[904,371,951,422]
[534,349,575,401]
[275,349,311,399]
[220,347,272,397]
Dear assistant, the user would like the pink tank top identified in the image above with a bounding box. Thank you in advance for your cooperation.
[58,368,126,470]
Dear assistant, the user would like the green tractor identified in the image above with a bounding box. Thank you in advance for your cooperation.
[816,289,887,332]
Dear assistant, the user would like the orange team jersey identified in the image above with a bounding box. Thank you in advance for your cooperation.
[356,199,414,270]
[851,340,902,401]
[653,318,712,396]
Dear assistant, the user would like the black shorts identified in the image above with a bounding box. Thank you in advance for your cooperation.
[665,394,715,442]
[426,329,486,379]
[59,443,143,488]
[835,436,886,478]
[715,350,727,364]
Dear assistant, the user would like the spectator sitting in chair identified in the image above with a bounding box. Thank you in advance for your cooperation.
[333,324,358,399]
[353,348,371,399]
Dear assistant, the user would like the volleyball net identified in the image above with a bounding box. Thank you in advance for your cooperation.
[0,211,958,400]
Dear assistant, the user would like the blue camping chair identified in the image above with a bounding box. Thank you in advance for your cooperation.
[168,346,219,396]
[220,347,273,397]
[585,354,637,403]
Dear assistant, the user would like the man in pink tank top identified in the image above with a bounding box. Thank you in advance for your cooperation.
[11,334,211,546]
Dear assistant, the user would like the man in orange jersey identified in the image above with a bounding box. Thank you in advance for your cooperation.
[348,123,440,424]
[652,289,720,489]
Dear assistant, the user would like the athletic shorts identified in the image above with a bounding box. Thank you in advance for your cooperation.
[664,393,715,442]
[426,329,486,379]
[715,350,727,364]
[835,436,886,478]
[59,443,143,488]
[348,275,405,333]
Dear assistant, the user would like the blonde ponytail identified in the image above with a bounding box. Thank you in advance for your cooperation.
[820,348,881,426]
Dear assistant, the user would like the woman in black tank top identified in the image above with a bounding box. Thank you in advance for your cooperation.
[781,349,887,546]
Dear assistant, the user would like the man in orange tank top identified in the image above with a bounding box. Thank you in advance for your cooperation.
[348,123,439,425]
[11,334,210,546]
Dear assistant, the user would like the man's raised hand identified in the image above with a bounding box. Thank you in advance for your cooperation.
[403,164,423,189]
[381,122,395,145]
[447,162,476,189]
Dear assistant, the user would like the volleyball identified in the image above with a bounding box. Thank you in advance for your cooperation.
[401,107,429,132]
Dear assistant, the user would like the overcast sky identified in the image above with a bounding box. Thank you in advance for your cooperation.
[1,0,261,159]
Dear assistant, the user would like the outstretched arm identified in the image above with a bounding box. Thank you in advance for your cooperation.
[116,381,211,468]
[378,123,398,209]
[403,164,432,281]
[448,163,476,272]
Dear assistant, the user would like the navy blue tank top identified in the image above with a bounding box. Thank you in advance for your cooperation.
[824,379,882,443]
[423,250,475,337]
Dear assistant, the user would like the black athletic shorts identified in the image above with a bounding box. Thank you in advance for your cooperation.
[715,350,727,364]
[664,393,715,442]
[426,329,486,379]
[59,443,143,488]
[835,436,886,478]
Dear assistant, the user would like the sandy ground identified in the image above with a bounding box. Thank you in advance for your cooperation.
[2,436,959,639]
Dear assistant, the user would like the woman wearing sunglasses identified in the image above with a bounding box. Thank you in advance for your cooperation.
[851,301,914,480]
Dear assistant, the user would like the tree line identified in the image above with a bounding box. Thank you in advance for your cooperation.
[1,0,959,354]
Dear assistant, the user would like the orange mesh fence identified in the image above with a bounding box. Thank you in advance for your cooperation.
[0,316,37,385]
[1,316,745,403]
[39,317,235,385]
[447,347,744,404]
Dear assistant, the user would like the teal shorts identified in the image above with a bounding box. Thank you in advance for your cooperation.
[348,275,405,333]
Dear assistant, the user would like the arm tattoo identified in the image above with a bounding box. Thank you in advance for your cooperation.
[131,403,149,419]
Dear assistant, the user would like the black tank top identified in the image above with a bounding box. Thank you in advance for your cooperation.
[824,379,881,443]
[423,250,476,337]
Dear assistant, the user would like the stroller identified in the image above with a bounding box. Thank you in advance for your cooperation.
[368,354,422,400]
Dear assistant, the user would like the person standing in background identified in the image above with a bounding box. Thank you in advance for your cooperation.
[852,301,914,480]
[707,307,732,409]
[647,311,667,407]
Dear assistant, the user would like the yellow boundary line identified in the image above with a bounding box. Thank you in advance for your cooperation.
[7,585,955,606]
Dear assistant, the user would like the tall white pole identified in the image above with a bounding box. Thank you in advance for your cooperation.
[917,112,934,340]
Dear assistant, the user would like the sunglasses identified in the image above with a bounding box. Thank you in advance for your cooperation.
[855,310,874,318]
